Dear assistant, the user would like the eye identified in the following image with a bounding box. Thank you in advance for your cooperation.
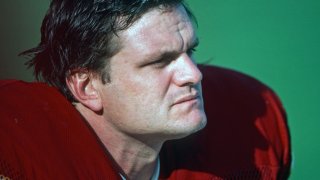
[139,57,171,69]
[139,52,178,69]
[187,47,197,57]
[144,53,178,69]
[150,58,172,69]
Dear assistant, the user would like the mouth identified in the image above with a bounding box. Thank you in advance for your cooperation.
[171,93,200,107]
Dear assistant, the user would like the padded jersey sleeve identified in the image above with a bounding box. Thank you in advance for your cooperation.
[0,80,120,179]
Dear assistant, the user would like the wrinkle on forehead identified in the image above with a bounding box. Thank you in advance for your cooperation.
[118,5,195,56]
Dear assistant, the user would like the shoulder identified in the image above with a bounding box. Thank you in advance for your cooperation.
[0,80,119,179]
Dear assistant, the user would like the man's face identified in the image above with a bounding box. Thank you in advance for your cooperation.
[95,5,207,142]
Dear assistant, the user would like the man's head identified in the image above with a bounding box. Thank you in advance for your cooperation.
[22,0,193,102]
[24,0,206,141]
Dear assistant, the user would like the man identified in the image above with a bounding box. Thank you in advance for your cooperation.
[21,0,207,179]
[1,0,291,179]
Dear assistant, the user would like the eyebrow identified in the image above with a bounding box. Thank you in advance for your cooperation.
[190,37,200,49]
[138,37,199,67]
[154,37,200,61]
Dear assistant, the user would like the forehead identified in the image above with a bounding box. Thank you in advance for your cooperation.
[118,5,196,57]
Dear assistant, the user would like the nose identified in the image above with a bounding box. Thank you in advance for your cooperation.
[172,53,203,87]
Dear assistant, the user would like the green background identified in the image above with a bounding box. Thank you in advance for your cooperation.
[1,1,319,179]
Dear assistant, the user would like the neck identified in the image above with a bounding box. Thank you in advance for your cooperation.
[76,104,162,180]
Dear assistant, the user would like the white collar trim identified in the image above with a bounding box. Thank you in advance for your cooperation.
[120,156,160,180]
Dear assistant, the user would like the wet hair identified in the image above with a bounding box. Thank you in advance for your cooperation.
[21,0,195,102]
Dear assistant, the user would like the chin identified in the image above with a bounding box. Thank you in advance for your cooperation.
[169,112,207,140]
[187,113,207,134]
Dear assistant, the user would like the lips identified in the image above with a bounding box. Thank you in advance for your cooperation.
[171,93,200,107]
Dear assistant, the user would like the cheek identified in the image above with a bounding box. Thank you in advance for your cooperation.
[125,69,173,98]
[104,67,174,114]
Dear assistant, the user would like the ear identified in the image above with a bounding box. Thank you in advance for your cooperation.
[66,71,103,112]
